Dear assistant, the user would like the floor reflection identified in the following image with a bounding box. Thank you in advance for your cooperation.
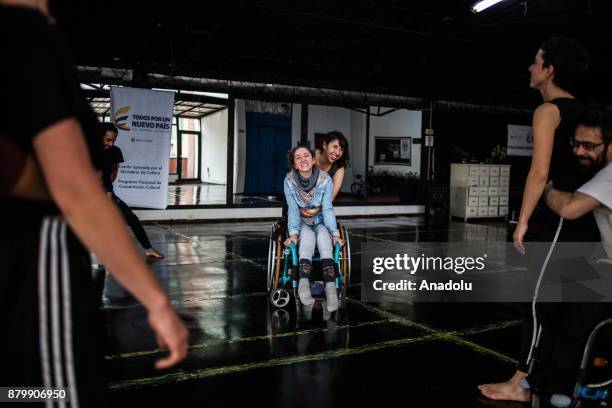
[103,217,522,407]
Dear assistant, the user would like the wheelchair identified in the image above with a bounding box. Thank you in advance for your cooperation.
[266,220,351,310]
[526,318,612,408]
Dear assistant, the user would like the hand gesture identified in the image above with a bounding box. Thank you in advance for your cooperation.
[147,303,189,369]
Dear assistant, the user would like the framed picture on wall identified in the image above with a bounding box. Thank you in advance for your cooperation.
[374,136,412,165]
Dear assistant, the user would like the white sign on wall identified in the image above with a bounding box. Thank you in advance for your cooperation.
[110,86,174,209]
[507,124,533,157]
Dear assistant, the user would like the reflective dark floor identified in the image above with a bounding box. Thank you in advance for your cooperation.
[103,218,528,407]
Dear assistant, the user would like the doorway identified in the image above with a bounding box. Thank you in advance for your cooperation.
[244,112,291,194]
[170,118,201,182]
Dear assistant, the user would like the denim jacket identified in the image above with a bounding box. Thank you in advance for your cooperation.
[284,170,340,238]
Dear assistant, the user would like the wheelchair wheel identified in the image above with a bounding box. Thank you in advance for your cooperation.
[338,223,351,309]
[267,222,286,292]
[270,288,291,308]
[267,223,276,292]
[272,236,283,290]
[269,223,292,307]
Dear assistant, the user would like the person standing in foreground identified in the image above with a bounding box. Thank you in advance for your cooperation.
[0,1,188,406]
[479,36,599,401]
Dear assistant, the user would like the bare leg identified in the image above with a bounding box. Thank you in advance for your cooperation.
[478,370,530,402]
[144,247,164,258]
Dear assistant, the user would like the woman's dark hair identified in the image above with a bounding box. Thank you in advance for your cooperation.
[287,145,314,170]
[539,36,591,92]
[321,131,350,168]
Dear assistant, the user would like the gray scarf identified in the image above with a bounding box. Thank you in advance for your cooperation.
[294,167,319,192]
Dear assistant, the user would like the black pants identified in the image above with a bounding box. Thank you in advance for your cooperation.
[0,217,107,407]
[113,193,152,250]
[516,208,601,385]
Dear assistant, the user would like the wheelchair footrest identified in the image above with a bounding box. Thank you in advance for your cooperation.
[578,386,609,401]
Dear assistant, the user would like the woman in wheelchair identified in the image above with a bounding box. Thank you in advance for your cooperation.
[284,146,343,312]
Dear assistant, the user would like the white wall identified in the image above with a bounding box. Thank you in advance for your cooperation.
[369,107,422,176]
[200,108,228,184]
[307,105,356,192]
[347,110,366,192]
[307,105,352,148]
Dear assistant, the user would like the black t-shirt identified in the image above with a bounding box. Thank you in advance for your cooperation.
[0,6,103,226]
[102,146,124,192]
[108,146,125,165]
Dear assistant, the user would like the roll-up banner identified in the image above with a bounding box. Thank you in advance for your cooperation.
[110,86,174,209]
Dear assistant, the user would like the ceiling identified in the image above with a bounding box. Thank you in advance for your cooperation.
[87,96,227,119]
[52,0,612,108]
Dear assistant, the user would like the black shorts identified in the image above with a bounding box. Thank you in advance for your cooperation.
[0,216,107,407]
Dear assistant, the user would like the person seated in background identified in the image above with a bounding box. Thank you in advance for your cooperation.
[284,146,343,313]
[100,123,164,259]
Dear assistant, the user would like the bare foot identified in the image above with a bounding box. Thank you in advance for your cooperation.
[145,247,165,259]
[478,371,530,402]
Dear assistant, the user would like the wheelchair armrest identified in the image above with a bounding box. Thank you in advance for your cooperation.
[289,241,298,266]
[333,243,342,263]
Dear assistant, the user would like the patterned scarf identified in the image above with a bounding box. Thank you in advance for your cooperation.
[288,167,326,206]
[296,167,319,192]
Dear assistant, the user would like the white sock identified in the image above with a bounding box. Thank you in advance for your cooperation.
[298,278,314,305]
[325,282,338,312]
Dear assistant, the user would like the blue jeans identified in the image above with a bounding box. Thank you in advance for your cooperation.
[298,222,333,261]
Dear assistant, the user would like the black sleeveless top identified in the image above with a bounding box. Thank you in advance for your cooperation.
[327,161,340,179]
[537,98,599,241]
[548,98,589,191]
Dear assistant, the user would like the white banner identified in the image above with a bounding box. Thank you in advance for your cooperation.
[110,86,174,209]
[507,124,533,157]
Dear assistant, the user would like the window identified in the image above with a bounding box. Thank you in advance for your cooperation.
[374,137,412,165]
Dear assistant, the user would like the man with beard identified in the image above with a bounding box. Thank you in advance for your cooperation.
[529,109,612,404]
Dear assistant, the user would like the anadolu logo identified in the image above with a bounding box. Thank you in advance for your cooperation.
[113,106,131,131]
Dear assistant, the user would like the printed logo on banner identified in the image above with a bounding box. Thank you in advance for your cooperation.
[114,106,131,131]
[507,124,533,157]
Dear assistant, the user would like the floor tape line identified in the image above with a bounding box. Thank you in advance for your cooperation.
[108,318,518,389]
[109,333,445,390]
[347,298,518,365]
[105,318,395,360]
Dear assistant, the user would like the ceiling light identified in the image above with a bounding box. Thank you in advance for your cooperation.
[471,0,507,13]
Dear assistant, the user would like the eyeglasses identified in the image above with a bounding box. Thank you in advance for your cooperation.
[569,138,606,151]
